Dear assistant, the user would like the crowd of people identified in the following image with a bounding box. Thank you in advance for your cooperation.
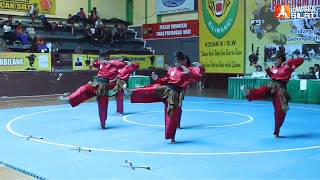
[1,7,130,53]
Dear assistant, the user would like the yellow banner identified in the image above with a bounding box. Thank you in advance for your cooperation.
[0,53,51,71]
[245,1,320,74]
[0,0,56,14]
[110,54,165,70]
[199,0,245,74]
[72,54,99,71]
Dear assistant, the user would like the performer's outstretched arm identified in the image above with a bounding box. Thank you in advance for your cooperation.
[287,57,304,70]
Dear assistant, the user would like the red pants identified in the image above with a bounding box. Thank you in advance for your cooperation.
[68,83,109,129]
[131,86,180,140]
[247,86,287,136]
[116,90,124,114]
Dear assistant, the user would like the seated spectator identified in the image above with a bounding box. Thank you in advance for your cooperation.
[15,23,30,45]
[103,29,112,44]
[7,15,13,24]
[251,65,266,78]
[35,36,48,52]
[77,8,87,18]
[111,24,121,44]
[119,24,128,39]
[76,8,88,24]
[27,3,39,22]
[86,25,99,46]
[314,64,319,79]
[92,7,99,17]
[66,14,79,35]
[95,18,103,28]
[40,15,54,34]
[89,10,99,24]
[3,22,15,45]
[307,66,316,79]
[26,23,36,40]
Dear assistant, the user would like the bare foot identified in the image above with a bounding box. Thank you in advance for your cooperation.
[58,95,70,104]
[170,138,176,144]
[123,83,133,96]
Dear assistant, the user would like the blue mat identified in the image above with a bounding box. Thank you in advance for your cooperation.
[1,96,320,179]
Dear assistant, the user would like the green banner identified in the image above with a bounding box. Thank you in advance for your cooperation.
[0,52,51,71]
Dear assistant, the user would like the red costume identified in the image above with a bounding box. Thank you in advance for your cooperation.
[67,59,126,129]
[113,63,139,114]
[246,58,304,136]
[130,66,204,141]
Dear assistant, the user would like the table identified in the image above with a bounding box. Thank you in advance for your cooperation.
[128,75,150,89]
[228,77,320,104]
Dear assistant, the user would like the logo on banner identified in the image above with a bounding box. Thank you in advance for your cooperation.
[40,0,53,10]
[202,0,239,39]
[274,4,291,19]
[161,0,185,7]
[272,2,320,19]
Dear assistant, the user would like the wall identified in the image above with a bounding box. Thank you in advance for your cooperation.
[132,0,198,25]
[91,0,126,20]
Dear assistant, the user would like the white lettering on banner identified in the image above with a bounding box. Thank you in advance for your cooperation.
[0,58,24,66]
[170,23,187,29]
[208,18,232,33]
[164,30,183,36]
[159,25,170,30]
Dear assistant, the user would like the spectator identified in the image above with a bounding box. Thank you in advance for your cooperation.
[26,23,36,40]
[89,10,99,24]
[251,65,266,78]
[3,22,15,45]
[111,24,121,44]
[7,15,13,23]
[16,23,30,45]
[77,8,87,19]
[86,25,99,46]
[75,8,89,25]
[27,3,39,22]
[92,7,99,17]
[40,15,54,34]
[307,66,316,79]
[314,64,320,79]
[119,24,128,39]
[95,18,103,28]
[67,14,76,35]
[35,36,48,52]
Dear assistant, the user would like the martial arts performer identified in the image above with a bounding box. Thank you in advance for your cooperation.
[112,60,139,114]
[124,51,204,143]
[241,53,304,137]
[60,54,127,129]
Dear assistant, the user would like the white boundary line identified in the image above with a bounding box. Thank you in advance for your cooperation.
[5,101,320,156]
[122,110,253,128]
[0,93,64,99]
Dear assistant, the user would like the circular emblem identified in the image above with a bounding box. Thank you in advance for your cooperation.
[40,0,53,11]
[162,0,185,7]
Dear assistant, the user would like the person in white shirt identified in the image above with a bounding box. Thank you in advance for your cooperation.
[251,65,266,78]
[314,64,320,79]
[26,23,36,40]
[3,22,13,44]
